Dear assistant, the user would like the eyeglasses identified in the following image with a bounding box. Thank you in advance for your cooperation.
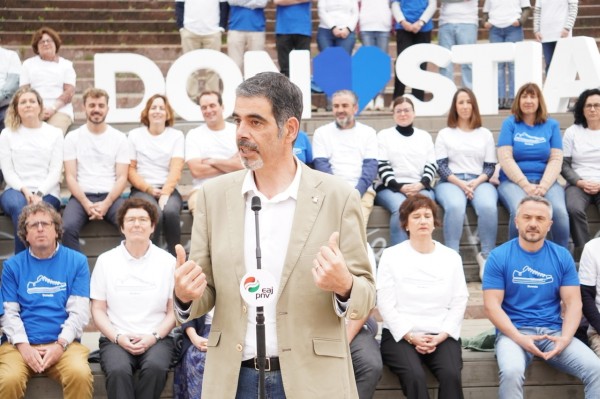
[584,103,600,111]
[124,217,151,225]
[39,39,54,45]
[394,108,413,114]
[26,220,54,230]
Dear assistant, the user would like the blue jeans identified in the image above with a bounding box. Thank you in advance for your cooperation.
[542,41,557,75]
[438,23,478,88]
[317,27,356,54]
[497,180,569,248]
[235,367,285,398]
[435,175,498,255]
[489,25,523,101]
[360,31,390,97]
[130,189,182,257]
[375,188,435,246]
[496,328,600,399]
[0,188,61,254]
[62,193,124,252]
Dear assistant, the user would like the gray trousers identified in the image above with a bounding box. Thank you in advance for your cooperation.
[351,321,383,399]
[566,185,600,248]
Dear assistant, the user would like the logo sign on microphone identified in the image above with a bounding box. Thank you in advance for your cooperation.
[240,270,277,306]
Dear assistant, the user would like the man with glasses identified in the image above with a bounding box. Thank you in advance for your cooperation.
[62,87,129,252]
[0,202,93,399]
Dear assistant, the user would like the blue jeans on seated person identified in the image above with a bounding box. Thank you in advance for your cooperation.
[0,188,61,254]
[235,367,285,398]
[497,180,569,248]
[375,188,435,246]
[495,327,600,399]
[435,174,498,256]
[317,27,356,54]
[62,193,124,252]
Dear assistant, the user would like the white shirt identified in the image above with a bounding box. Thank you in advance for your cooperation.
[312,121,378,188]
[562,124,600,182]
[484,0,531,28]
[0,123,63,198]
[90,242,176,335]
[358,0,392,32]
[185,122,238,189]
[20,56,76,119]
[439,0,479,26]
[240,163,302,360]
[63,124,130,193]
[0,47,21,97]
[435,126,497,176]
[377,240,468,341]
[377,126,436,183]
[535,0,577,42]
[318,0,359,30]
[128,126,185,187]
[180,0,222,35]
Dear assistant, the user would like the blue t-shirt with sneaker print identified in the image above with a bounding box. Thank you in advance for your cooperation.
[497,115,562,183]
[482,238,578,330]
[1,245,90,344]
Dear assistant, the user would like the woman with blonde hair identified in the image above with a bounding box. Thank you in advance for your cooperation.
[0,87,63,254]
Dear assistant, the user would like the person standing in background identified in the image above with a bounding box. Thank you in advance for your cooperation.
[533,0,578,75]
[274,0,313,78]
[483,0,531,110]
[359,0,392,110]
[175,0,225,98]
[438,0,479,89]
[391,0,436,101]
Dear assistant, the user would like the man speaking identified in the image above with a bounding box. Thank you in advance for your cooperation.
[174,72,375,398]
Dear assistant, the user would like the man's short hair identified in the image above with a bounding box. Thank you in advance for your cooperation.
[117,197,159,229]
[198,90,223,106]
[332,89,358,105]
[517,195,553,219]
[17,203,63,247]
[82,87,109,105]
[236,72,303,135]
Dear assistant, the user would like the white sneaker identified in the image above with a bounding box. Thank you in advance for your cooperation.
[374,95,385,110]
[477,252,487,282]
[365,99,374,111]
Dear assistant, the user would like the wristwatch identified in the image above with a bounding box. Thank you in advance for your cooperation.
[152,332,162,342]
[55,340,68,351]
[35,191,44,197]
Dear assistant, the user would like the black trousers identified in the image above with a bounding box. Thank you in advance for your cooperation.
[393,29,432,101]
[380,328,464,399]
[99,336,175,399]
[276,34,312,77]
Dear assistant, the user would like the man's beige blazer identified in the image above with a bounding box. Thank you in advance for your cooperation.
[187,163,376,398]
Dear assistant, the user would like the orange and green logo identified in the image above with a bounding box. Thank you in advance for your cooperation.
[244,276,260,293]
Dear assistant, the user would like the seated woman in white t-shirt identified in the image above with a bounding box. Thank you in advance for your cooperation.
[0,87,63,254]
[20,27,76,134]
[561,88,600,251]
[91,198,176,399]
[128,94,185,256]
[434,87,498,278]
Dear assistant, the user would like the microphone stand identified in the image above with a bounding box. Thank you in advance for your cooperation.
[252,196,266,399]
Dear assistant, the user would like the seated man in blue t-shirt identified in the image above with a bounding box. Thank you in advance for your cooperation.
[483,196,600,399]
[0,202,92,399]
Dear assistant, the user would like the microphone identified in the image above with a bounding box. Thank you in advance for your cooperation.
[252,196,262,269]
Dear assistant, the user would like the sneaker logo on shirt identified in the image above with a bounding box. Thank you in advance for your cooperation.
[514,132,546,146]
[26,275,67,294]
[512,266,553,285]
